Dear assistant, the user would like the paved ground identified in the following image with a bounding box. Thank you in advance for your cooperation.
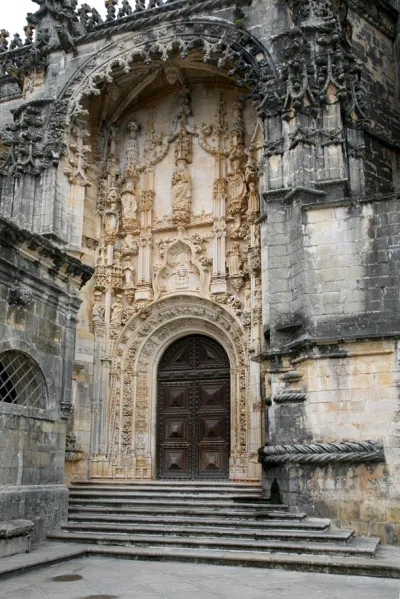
[1,556,400,599]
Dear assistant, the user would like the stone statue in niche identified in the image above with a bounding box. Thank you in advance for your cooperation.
[247,181,260,215]
[111,295,123,324]
[171,90,193,225]
[104,212,118,237]
[243,281,251,312]
[227,242,243,277]
[227,158,247,218]
[121,165,140,232]
[122,254,135,288]
[92,291,105,326]
[245,153,260,218]
[121,233,139,256]
[172,159,192,224]
[121,183,138,220]
[103,195,119,244]
[226,99,249,238]
[126,121,140,165]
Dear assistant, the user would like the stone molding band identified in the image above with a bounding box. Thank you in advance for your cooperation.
[270,391,307,404]
[258,440,385,465]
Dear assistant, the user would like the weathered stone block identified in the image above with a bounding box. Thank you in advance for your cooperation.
[339,502,361,522]
[0,520,34,558]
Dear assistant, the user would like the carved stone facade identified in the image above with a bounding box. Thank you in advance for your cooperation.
[0,0,399,544]
[84,83,263,481]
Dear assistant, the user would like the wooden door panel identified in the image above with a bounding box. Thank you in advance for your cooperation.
[157,380,192,479]
[196,378,229,478]
[162,385,190,410]
[198,448,227,476]
[198,382,229,409]
[157,335,230,480]
[198,416,227,442]
[164,417,189,442]
[161,448,190,477]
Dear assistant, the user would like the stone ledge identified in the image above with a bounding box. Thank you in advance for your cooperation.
[0,520,34,540]
[0,217,94,291]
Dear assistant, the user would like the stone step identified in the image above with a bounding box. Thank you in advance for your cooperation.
[54,482,387,575]
[77,544,400,577]
[75,478,262,489]
[68,506,294,519]
[5,542,397,580]
[49,529,364,554]
[63,519,331,538]
[70,483,263,494]
[55,525,353,544]
[68,490,264,501]
[68,498,279,509]
[67,513,308,529]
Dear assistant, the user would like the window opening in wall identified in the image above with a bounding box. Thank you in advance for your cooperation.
[0,351,47,409]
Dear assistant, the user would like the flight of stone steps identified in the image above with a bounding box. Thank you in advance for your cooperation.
[47,480,390,574]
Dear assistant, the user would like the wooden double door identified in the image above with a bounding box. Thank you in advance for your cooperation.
[157,335,231,479]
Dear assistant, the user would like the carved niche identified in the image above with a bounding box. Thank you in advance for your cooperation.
[154,239,203,298]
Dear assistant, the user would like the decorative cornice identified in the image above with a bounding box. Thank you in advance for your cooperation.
[0,0,247,84]
[258,440,385,465]
[0,216,94,290]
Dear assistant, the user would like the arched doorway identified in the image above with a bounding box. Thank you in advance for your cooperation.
[157,335,230,480]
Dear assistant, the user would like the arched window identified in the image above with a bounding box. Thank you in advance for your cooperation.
[0,351,47,410]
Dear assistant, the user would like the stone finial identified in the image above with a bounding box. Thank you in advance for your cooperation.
[105,0,118,21]
[118,0,133,17]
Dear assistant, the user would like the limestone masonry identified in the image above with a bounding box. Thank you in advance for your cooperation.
[0,0,399,547]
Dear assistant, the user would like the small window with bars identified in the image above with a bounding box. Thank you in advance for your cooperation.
[0,351,47,410]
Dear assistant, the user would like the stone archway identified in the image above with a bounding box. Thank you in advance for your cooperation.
[54,19,277,125]
[56,18,268,484]
[90,295,262,482]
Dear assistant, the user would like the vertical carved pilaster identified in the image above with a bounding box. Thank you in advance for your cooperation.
[62,118,91,249]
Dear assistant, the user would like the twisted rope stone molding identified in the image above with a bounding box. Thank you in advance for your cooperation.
[269,391,307,404]
[258,440,385,465]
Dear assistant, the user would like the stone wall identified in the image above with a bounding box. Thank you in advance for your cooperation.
[348,2,399,195]
[257,0,400,546]
[262,338,400,545]
[0,218,92,542]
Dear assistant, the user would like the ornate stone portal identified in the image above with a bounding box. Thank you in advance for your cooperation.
[79,77,263,481]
